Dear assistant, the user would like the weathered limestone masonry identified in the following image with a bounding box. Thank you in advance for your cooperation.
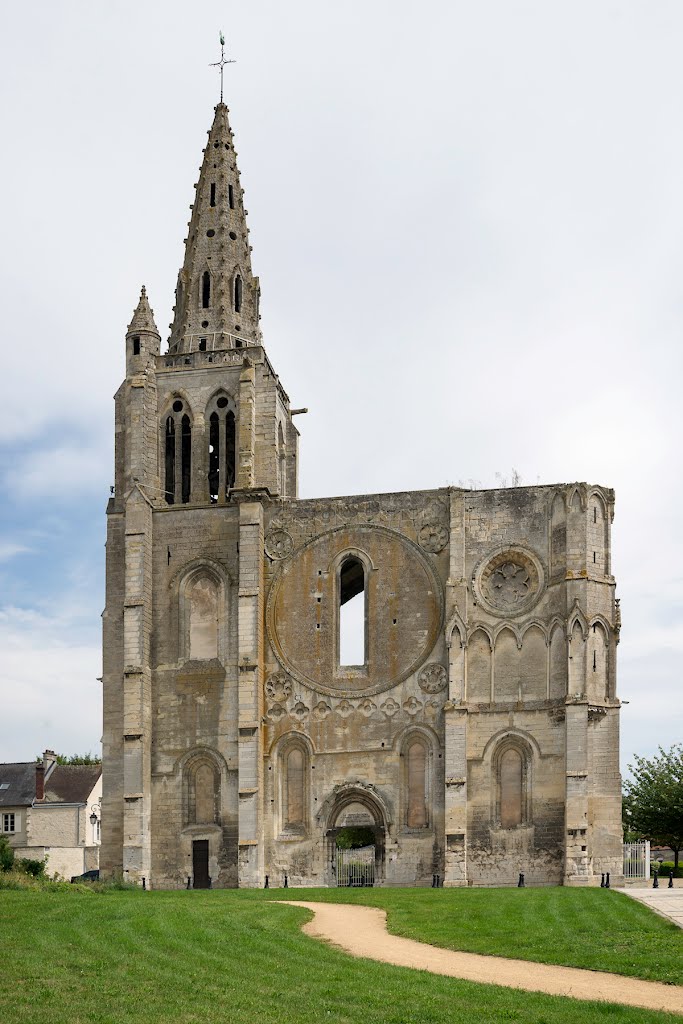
[101,99,623,888]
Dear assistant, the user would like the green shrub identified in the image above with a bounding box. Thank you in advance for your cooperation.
[652,861,683,878]
[0,834,15,871]
[17,856,46,877]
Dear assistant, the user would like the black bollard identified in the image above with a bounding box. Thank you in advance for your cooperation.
[669,871,674,889]
[284,873,288,888]
[431,874,436,888]
[142,877,146,890]
[518,872,525,888]
[187,876,191,890]
[208,877,212,889]
[600,873,605,888]
[653,871,659,888]
[606,872,610,889]
[264,875,269,889]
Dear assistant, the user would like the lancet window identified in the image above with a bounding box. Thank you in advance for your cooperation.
[405,738,429,828]
[494,738,531,829]
[163,399,192,505]
[207,393,236,503]
[338,555,367,667]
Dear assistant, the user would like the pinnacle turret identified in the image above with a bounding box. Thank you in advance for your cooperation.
[168,103,261,354]
[127,285,160,337]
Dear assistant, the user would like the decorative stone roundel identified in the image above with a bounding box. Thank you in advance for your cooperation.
[265,672,292,702]
[265,529,293,560]
[474,546,544,617]
[418,523,448,554]
[418,663,448,693]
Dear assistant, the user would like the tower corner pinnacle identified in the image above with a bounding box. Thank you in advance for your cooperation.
[127,285,160,338]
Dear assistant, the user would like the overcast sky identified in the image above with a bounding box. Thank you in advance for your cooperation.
[0,1,681,770]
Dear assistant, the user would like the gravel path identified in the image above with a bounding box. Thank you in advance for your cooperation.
[281,900,683,1015]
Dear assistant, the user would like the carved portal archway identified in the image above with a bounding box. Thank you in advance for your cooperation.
[320,784,388,886]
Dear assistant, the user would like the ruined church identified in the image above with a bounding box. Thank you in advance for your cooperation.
[101,97,623,888]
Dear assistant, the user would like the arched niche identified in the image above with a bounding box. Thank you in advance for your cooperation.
[492,735,533,829]
[176,564,227,664]
[549,623,567,699]
[181,749,223,828]
[587,620,609,702]
[467,628,491,702]
[520,625,546,701]
[494,627,520,702]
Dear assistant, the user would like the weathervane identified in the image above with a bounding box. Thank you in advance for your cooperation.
[210,32,235,103]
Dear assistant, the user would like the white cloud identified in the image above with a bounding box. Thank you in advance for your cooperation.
[0,543,30,562]
[0,604,101,762]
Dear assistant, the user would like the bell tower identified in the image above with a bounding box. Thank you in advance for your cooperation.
[101,92,300,888]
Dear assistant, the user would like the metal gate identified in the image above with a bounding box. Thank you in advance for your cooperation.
[623,840,650,881]
[336,844,375,887]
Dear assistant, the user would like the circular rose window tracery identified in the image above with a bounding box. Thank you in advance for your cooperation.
[474,546,544,617]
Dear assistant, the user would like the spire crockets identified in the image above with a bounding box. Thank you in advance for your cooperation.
[168,103,261,354]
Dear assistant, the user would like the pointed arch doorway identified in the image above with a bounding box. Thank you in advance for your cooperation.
[324,786,386,887]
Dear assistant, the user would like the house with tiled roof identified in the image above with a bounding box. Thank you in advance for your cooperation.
[0,750,101,879]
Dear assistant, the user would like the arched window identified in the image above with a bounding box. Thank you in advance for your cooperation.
[277,422,286,496]
[183,753,221,827]
[202,271,211,309]
[406,740,428,828]
[207,395,236,503]
[164,417,175,504]
[163,400,192,505]
[234,274,242,313]
[494,739,530,830]
[339,556,366,666]
[195,763,215,823]
[499,748,523,828]
[188,576,219,660]
[286,748,304,829]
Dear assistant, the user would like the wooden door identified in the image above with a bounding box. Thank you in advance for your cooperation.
[192,840,210,889]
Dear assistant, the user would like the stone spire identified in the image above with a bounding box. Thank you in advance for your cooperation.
[127,285,160,337]
[168,103,261,354]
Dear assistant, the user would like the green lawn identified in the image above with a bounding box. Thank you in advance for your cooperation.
[0,889,680,1024]
[262,886,683,986]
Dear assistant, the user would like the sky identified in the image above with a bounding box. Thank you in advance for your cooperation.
[0,1,681,770]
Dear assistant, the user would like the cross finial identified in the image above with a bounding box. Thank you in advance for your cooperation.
[210,31,235,104]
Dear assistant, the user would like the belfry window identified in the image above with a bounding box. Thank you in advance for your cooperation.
[181,415,192,504]
[164,417,175,504]
[202,271,211,309]
[163,401,192,505]
[132,336,141,356]
[339,556,366,666]
[207,395,236,503]
[210,183,216,207]
[234,275,242,313]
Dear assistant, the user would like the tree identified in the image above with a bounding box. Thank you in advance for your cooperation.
[623,744,683,869]
[34,753,101,765]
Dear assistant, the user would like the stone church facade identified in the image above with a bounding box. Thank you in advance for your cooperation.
[101,100,623,888]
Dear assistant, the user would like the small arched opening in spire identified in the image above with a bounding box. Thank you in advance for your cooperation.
[234,275,242,313]
[210,183,216,208]
[228,183,235,209]
[202,271,211,309]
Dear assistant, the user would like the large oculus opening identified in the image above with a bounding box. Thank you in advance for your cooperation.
[339,556,366,667]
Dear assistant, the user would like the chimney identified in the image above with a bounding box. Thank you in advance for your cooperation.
[35,762,44,800]
[43,750,57,776]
